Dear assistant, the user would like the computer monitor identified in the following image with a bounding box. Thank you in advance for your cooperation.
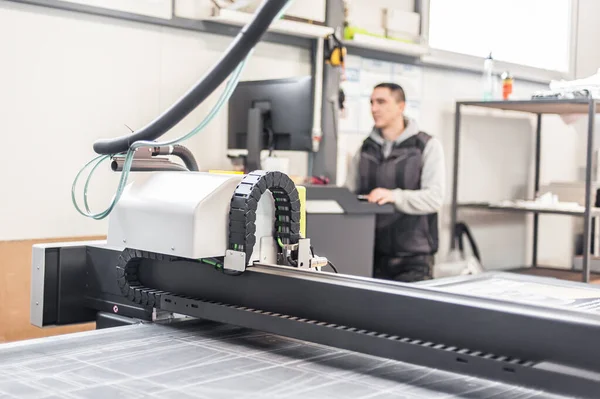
[228,76,314,171]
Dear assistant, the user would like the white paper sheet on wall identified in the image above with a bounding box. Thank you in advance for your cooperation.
[336,55,423,185]
[360,59,393,96]
[339,55,423,135]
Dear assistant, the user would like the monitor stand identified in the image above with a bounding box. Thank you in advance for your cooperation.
[245,107,263,172]
[245,102,272,173]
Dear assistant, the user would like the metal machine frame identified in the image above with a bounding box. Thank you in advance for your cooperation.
[32,241,600,399]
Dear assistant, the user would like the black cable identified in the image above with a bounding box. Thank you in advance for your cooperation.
[266,127,275,156]
[287,256,298,267]
[200,257,223,269]
[93,0,290,155]
[331,101,339,142]
[171,144,199,171]
[200,257,243,276]
[110,157,188,172]
[311,246,336,273]
[223,270,244,276]
[327,261,338,274]
[454,222,481,262]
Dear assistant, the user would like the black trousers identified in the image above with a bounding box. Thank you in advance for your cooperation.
[373,254,434,282]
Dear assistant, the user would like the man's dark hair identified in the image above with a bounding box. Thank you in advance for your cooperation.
[374,83,406,103]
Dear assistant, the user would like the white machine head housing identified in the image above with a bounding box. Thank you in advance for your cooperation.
[106,172,276,264]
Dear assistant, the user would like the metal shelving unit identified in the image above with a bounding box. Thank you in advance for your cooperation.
[450,99,600,283]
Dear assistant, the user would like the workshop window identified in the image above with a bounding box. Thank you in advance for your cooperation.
[426,0,574,73]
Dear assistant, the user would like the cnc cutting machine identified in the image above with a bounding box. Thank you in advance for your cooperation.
[26,215,600,399]
[8,0,600,398]
[26,159,600,399]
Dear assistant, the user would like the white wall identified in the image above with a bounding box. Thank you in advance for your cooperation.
[573,0,600,170]
[0,0,595,272]
[0,1,311,241]
[575,0,600,79]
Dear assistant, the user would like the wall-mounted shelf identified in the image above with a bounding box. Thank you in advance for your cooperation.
[6,0,318,49]
[343,33,429,62]
[62,0,173,19]
[206,8,333,39]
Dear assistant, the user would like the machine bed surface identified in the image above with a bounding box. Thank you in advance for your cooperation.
[0,319,565,399]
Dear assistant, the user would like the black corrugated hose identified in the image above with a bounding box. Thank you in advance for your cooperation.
[93,0,290,155]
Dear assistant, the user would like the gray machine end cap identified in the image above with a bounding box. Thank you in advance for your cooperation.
[225,250,247,272]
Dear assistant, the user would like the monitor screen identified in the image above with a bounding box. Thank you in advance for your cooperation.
[227,76,314,152]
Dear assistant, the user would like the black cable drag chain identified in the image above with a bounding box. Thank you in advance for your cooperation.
[116,248,178,307]
[228,170,301,265]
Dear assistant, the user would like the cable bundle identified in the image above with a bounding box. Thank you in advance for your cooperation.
[70,0,293,220]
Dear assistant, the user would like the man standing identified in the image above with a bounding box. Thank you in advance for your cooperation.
[346,83,445,282]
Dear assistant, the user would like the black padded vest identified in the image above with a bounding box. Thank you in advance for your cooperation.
[358,131,439,257]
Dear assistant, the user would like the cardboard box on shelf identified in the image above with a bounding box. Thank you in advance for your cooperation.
[174,0,213,19]
[384,9,421,41]
[345,2,385,32]
[284,0,327,24]
[344,0,421,43]
[346,0,415,14]
[378,0,415,11]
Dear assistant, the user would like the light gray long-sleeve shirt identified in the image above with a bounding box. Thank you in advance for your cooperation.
[346,118,446,215]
